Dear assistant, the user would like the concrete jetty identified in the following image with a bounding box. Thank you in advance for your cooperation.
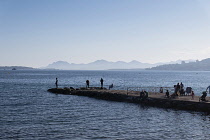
[47,87,210,113]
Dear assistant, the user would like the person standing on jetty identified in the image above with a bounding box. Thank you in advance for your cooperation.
[180,82,184,89]
[166,90,170,98]
[86,80,89,88]
[176,83,180,93]
[55,78,58,88]
[100,78,104,89]
[174,83,180,96]
[191,91,195,100]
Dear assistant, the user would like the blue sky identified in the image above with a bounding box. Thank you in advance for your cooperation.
[1,0,210,67]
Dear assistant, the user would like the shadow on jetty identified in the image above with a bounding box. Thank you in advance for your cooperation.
[47,87,107,95]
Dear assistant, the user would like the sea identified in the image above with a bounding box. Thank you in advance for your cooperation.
[0,70,210,140]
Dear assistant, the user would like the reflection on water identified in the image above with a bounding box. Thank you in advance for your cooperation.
[0,70,210,139]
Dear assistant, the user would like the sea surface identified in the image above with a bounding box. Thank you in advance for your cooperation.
[0,70,210,140]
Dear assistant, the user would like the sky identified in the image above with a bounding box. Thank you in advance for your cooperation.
[1,0,210,68]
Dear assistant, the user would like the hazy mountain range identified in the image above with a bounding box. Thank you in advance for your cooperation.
[3,58,208,71]
[45,59,196,70]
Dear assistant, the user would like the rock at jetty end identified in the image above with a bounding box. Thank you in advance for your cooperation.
[47,88,71,95]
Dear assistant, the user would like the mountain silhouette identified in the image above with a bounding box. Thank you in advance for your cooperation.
[45,59,196,70]
[45,60,156,70]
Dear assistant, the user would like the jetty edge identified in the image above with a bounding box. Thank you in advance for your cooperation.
[47,87,210,113]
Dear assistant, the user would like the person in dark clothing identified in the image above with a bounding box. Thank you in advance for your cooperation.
[199,91,207,102]
[191,91,195,100]
[139,90,148,100]
[100,78,104,89]
[180,82,184,89]
[86,80,89,88]
[55,78,58,88]
[176,83,180,91]
[165,90,169,98]
[109,84,113,90]
[140,90,145,99]
[175,83,180,94]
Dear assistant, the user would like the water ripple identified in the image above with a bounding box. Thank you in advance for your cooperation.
[1,70,210,139]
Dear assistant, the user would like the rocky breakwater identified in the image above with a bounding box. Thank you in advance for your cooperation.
[47,87,134,102]
[47,87,73,95]
[47,88,210,113]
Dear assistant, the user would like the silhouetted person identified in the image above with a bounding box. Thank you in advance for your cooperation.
[176,83,180,93]
[55,78,58,88]
[86,80,89,88]
[100,78,103,89]
[200,91,207,102]
[139,90,148,100]
[140,90,145,99]
[191,91,195,100]
[174,83,180,94]
[166,90,169,98]
[109,84,113,90]
[180,82,184,89]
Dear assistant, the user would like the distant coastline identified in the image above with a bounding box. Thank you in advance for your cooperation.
[147,58,210,71]
[2,58,210,71]
[0,66,34,70]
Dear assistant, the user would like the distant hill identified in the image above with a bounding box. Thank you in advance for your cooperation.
[45,60,158,70]
[46,61,72,70]
[147,58,210,71]
[0,66,34,70]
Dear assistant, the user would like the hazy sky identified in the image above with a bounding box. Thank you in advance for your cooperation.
[1,0,210,68]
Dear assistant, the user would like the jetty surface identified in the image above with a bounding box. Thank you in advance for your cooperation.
[47,87,210,113]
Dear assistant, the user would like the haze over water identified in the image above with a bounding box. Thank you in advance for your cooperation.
[0,70,210,139]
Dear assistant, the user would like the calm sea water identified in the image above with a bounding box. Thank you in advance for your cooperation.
[0,70,210,140]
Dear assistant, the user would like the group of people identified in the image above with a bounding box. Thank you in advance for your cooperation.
[163,82,195,99]
[140,90,148,100]
[174,82,184,94]
[55,77,209,102]
[54,77,105,89]
[86,78,104,89]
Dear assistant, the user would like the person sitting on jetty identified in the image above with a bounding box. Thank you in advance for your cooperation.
[165,90,169,98]
[140,90,148,100]
[86,80,90,88]
[109,84,113,90]
[199,91,207,102]
[140,90,145,98]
